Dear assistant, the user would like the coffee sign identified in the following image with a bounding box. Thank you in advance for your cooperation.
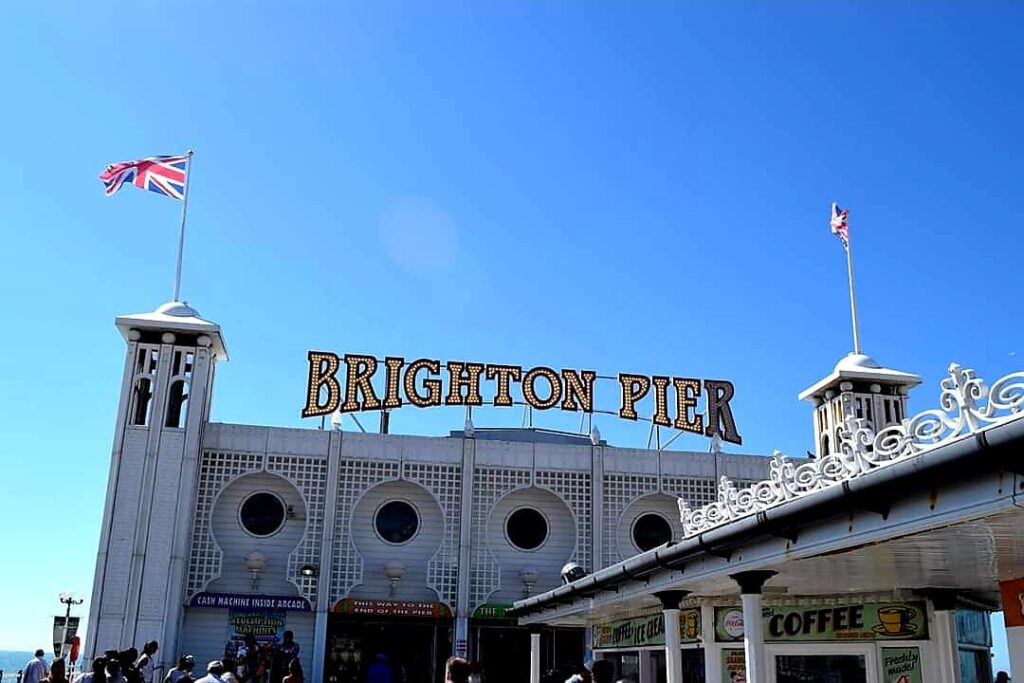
[714,601,928,642]
[302,352,742,444]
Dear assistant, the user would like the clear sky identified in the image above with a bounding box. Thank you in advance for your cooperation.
[1,0,1021,672]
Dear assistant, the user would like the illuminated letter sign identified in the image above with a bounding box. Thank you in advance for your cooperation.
[303,352,743,444]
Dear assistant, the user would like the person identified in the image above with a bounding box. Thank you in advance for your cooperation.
[237,636,261,683]
[445,658,469,683]
[43,659,69,683]
[104,656,125,683]
[193,662,224,683]
[23,651,50,683]
[564,666,590,683]
[220,660,239,683]
[271,634,299,683]
[120,651,142,683]
[365,654,391,683]
[590,662,613,683]
[164,657,195,683]
[467,662,481,683]
[73,657,107,683]
[995,673,1011,683]
[137,643,159,683]
[282,660,302,683]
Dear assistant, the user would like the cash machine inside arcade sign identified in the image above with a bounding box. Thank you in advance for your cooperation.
[302,352,742,444]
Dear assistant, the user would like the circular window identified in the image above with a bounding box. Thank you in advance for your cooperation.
[506,508,548,550]
[632,513,672,551]
[239,492,287,537]
[375,501,420,544]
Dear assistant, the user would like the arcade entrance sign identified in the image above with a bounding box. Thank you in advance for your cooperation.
[302,352,743,444]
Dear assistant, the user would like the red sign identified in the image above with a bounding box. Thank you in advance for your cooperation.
[1000,579,1024,627]
[333,598,452,618]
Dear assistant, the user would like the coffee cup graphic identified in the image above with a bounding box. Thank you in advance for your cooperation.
[874,605,916,636]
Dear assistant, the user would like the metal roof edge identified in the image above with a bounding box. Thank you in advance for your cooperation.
[510,415,1024,619]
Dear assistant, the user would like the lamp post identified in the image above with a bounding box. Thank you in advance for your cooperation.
[383,561,406,597]
[58,593,84,660]
[245,552,267,591]
[519,568,539,598]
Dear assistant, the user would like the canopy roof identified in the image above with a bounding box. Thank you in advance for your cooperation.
[115,300,229,360]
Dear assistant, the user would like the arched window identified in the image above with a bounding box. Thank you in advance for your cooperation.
[821,433,830,456]
[130,377,153,426]
[165,379,190,428]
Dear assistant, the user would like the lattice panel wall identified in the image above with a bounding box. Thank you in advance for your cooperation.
[267,455,330,602]
[661,476,717,508]
[535,470,592,571]
[602,472,659,568]
[331,459,400,602]
[404,462,462,607]
[186,450,264,596]
[470,467,532,610]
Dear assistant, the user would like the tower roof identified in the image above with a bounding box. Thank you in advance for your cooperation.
[798,353,920,401]
[115,301,229,360]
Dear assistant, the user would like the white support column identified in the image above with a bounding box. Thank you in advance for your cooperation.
[530,632,542,683]
[701,603,721,683]
[931,607,963,683]
[740,593,766,683]
[454,433,476,659]
[312,429,343,683]
[730,571,776,683]
[655,591,689,683]
[591,439,604,572]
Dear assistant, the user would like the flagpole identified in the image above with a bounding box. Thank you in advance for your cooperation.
[844,234,862,355]
[172,149,194,302]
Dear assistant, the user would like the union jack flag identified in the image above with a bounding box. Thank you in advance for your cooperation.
[830,202,849,248]
[99,154,189,200]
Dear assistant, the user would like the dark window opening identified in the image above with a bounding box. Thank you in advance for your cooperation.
[506,508,548,550]
[375,501,419,544]
[632,513,672,551]
[240,492,287,537]
[165,379,190,428]
[130,377,153,426]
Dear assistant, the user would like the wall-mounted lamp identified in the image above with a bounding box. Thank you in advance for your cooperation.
[300,564,319,578]
[246,551,267,591]
[519,568,539,597]
[383,560,406,597]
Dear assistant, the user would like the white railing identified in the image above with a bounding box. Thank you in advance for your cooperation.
[678,364,1024,538]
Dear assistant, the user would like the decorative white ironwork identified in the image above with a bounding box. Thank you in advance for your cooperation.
[678,364,1024,538]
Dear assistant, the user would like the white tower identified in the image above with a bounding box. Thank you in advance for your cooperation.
[86,302,227,661]
[799,353,921,458]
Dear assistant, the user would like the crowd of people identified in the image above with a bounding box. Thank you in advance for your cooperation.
[10,633,305,683]
[8,641,898,683]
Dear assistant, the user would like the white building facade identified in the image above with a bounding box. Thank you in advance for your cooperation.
[84,302,771,683]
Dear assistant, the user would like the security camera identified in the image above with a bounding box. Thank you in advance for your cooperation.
[561,562,587,585]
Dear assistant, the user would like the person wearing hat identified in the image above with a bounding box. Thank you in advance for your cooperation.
[193,662,224,683]
[163,657,195,683]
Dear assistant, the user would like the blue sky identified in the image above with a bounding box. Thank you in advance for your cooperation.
[1,0,1021,671]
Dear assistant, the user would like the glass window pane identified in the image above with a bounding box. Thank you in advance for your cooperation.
[375,501,419,544]
[776,655,866,683]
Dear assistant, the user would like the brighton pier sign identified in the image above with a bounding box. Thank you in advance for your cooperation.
[302,352,742,444]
